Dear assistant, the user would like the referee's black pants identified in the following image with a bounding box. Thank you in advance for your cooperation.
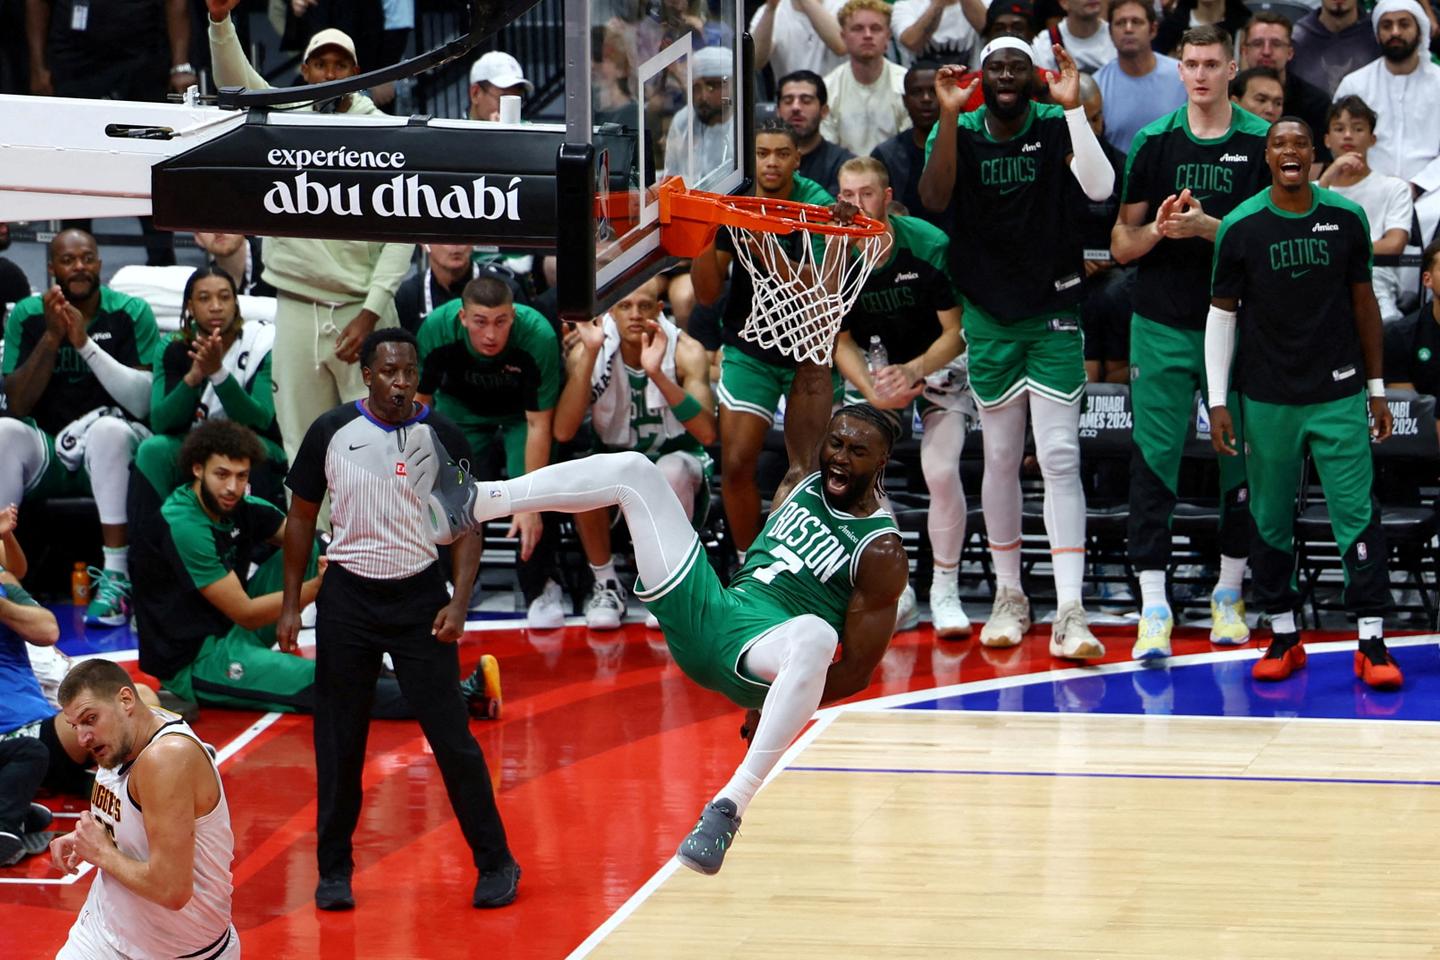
[313,562,511,881]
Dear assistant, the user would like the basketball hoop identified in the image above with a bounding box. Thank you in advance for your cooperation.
[656,178,889,366]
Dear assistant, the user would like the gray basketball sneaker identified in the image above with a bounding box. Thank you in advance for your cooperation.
[401,425,481,544]
[676,798,742,876]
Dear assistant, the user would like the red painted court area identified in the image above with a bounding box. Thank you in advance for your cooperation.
[0,622,1358,958]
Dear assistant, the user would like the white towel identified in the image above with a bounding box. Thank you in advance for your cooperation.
[589,313,687,448]
[55,407,152,472]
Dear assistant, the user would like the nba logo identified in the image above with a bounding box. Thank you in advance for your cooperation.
[1357,542,1368,561]
[395,462,407,477]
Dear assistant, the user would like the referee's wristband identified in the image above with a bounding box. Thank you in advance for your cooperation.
[669,394,704,421]
[1367,378,1386,399]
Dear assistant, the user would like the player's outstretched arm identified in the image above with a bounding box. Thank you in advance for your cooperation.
[772,361,834,506]
[821,535,908,703]
[1353,280,1393,442]
[918,66,974,213]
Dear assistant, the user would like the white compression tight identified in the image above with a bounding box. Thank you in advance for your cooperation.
[0,417,134,525]
[977,393,1086,603]
[720,614,838,816]
[656,450,704,523]
[920,409,968,568]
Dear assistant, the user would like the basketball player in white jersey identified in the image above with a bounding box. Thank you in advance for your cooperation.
[50,659,238,960]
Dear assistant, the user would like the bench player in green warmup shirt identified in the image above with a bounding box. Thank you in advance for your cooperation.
[402,362,909,876]
[416,276,566,626]
[1112,25,1271,661]
[1206,117,1405,690]
[918,38,1115,660]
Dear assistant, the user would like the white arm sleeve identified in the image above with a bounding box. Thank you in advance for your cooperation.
[78,340,152,419]
[1065,107,1114,202]
[1203,304,1237,409]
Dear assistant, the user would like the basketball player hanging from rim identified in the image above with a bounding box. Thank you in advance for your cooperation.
[401,350,909,875]
[917,38,1115,660]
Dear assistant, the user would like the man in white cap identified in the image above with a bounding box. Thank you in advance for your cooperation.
[468,51,533,121]
[918,36,1114,661]
[204,0,413,496]
[662,46,736,182]
[1334,0,1440,194]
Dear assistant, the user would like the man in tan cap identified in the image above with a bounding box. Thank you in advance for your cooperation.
[203,0,414,495]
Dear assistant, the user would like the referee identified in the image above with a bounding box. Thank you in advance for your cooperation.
[278,328,518,911]
[1206,117,1403,691]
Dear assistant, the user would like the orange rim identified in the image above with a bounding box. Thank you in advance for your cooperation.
[655,177,885,257]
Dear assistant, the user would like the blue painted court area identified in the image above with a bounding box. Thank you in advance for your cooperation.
[902,643,1440,722]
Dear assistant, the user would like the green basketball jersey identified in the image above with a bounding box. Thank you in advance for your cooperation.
[598,364,706,462]
[729,472,899,633]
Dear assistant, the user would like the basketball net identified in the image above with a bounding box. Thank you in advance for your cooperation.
[729,216,889,366]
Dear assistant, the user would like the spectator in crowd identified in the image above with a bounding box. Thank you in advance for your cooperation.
[663,46,736,180]
[1076,73,1133,384]
[1153,0,1251,59]
[135,266,282,513]
[1032,0,1118,73]
[0,736,50,867]
[128,420,412,716]
[823,0,911,157]
[1094,0,1186,153]
[1229,65,1285,124]
[416,278,567,627]
[751,0,846,83]
[892,0,989,64]
[553,278,716,631]
[1318,97,1415,323]
[277,328,514,911]
[396,245,479,334]
[873,62,949,230]
[919,42,1114,660]
[0,223,29,315]
[1291,0,1382,95]
[468,50,532,121]
[778,71,855,195]
[832,157,971,637]
[691,122,834,556]
[1112,26,1270,661]
[1384,237,1440,397]
[1239,13,1332,161]
[1,229,159,626]
[26,0,189,267]
[1335,0,1440,194]
[983,0,1040,46]
[208,1,415,481]
[192,232,273,297]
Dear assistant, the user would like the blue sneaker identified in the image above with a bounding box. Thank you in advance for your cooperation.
[676,798,741,875]
[1131,606,1173,662]
[85,567,131,627]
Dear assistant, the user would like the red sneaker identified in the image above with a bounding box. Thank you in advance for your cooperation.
[1252,640,1306,682]
[1354,649,1404,691]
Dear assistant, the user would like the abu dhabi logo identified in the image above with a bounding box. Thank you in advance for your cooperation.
[263,173,523,221]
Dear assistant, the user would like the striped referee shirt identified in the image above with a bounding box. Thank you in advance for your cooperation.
[286,400,473,580]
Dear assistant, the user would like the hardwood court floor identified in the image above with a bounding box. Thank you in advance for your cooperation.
[584,709,1440,960]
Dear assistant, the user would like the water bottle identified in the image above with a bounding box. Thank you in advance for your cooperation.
[866,335,889,374]
[71,562,91,606]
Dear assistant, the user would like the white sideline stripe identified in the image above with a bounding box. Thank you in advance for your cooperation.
[563,634,1440,952]
[0,712,283,886]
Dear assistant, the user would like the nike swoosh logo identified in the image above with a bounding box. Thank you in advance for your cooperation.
[348,443,368,450]
[999,185,1024,196]
[1289,269,1310,279]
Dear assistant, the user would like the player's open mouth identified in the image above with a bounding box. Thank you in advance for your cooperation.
[825,466,850,494]
[1279,160,1303,177]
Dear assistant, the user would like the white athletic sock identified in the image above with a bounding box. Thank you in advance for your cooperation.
[1358,616,1383,640]
[931,561,958,594]
[1053,550,1085,608]
[589,558,619,588]
[1271,610,1296,634]
[991,541,1022,593]
[102,546,128,578]
[1215,555,1246,595]
[1139,570,1168,612]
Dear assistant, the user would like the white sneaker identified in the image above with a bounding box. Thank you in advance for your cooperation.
[894,583,920,633]
[527,580,566,630]
[929,578,971,639]
[584,580,625,631]
[1049,601,1104,660]
[300,602,317,629]
[644,609,660,630]
[979,587,1030,648]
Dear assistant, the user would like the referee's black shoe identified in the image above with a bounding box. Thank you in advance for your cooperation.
[473,859,521,908]
[402,425,481,545]
[315,875,355,911]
